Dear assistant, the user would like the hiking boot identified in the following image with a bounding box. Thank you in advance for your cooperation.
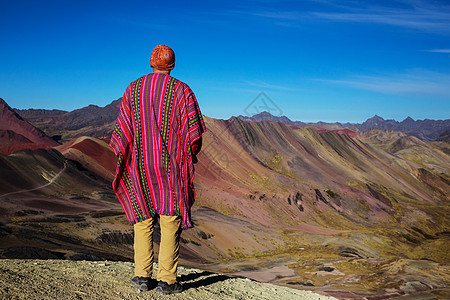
[130,276,154,291]
[155,281,183,294]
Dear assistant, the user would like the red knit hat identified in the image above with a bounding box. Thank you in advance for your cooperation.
[150,45,175,70]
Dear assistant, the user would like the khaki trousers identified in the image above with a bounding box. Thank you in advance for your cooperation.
[133,215,182,284]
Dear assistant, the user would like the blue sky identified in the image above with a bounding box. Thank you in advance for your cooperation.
[0,0,449,123]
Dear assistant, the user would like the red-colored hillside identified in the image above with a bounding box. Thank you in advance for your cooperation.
[0,98,58,155]
[316,128,358,138]
[55,136,117,181]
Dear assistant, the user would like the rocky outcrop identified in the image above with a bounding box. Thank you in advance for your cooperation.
[437,130,450,142]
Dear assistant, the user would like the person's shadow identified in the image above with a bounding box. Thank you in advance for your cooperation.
[179,271,231,290]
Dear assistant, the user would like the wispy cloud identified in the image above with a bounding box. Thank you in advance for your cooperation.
[246,0,450,33]
[244,80,304,92]
[312,9,450,32]
[320,70,450,98]
[426,49,450,53]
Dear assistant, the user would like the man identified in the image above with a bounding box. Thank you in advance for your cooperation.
[110,45,206,294]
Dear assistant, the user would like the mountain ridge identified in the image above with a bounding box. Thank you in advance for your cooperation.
[9,97,449,142]
[238,111,449,141]
[14,99,121,142]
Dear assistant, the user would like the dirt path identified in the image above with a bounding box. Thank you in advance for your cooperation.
[0,259,336,300]
[0,160,67,198]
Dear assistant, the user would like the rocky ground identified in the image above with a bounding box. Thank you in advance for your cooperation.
[0,259,336,300]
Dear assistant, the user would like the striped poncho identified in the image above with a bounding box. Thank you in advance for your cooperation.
[110,73,206,229]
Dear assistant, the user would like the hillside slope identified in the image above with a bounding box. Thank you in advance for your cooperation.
[195,117,449,230]
[0,98,59,155]
[362,129,450,176]
[55,136,117,182]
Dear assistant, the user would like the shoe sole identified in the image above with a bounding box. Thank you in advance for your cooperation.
[130,281,149,291]
[137,284,149,291]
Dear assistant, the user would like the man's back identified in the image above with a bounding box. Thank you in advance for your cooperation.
[111,72,205,229]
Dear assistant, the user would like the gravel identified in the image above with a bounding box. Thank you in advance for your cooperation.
[0,259,337,299]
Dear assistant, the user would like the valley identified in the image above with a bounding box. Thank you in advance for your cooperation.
[0,97,449,299]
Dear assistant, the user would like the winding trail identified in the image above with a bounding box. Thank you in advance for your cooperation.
[0,160,68,198]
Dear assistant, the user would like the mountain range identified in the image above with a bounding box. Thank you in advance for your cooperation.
[14,99,121,143]
[8,99,449,144]
[239,111,450,141]
[0,97,449,298]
